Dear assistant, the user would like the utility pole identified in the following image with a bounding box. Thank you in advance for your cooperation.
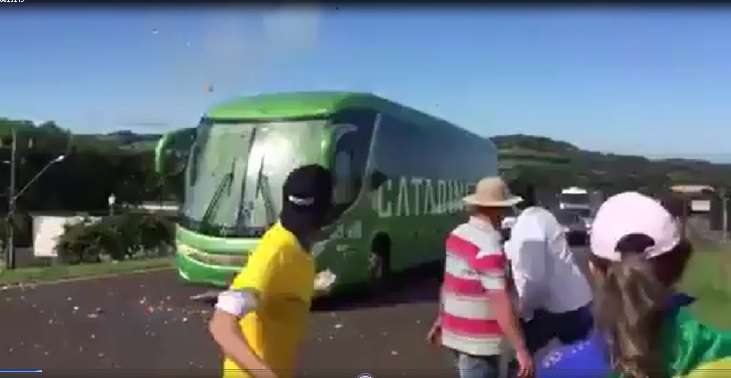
[5,128,17,269]
[4,128,66,270]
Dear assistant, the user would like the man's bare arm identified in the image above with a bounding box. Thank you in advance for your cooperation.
[208,290,276,378]
[490,288,528,353]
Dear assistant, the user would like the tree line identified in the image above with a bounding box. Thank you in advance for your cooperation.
[0,119,182,216]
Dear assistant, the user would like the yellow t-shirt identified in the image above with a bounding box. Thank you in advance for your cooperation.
[683,357,731,377]
[222,223,315,378]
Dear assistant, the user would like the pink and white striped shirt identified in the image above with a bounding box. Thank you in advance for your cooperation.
[440,216,508,356]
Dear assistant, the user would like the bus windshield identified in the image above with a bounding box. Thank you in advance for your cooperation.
[182,119,327,236]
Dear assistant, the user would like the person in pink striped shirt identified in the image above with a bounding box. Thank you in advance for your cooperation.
[427,177,533,378]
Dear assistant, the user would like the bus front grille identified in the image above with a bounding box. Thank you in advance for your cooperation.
[178,244,248,268]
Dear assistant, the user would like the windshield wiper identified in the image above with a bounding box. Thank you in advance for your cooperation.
[201,159,236,228]
[255,156,277,228]
[235,128,258,228]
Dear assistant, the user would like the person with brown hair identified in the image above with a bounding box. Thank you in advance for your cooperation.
[537,192,731,378]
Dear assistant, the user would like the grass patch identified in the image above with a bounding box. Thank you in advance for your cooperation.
[677,244,731,329]
[0,257,174,286]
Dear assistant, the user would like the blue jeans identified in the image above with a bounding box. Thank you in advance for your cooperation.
[452,351,517,378]
[521,303,594,354]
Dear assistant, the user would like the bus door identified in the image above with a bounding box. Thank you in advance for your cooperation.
[324,109,378,269]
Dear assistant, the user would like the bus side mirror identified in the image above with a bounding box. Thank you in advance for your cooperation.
[370,170,388,190]
[155,127,196,177]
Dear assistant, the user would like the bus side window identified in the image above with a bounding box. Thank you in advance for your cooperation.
[334,148,355,205]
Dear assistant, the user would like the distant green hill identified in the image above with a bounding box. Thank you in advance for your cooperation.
[1,118,161,154]
[492,134,731,195]
[4,117,729,200]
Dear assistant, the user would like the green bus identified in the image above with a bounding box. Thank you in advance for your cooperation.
[156,91,498,295]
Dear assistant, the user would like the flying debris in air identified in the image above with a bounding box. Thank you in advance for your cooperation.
[152,28,159,35]
[205,83,214,93]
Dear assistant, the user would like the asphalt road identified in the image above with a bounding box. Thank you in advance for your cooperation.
[0,266,455,378]
[0,243,593,378]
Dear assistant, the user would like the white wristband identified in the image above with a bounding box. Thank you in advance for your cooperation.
[215,290,259,317]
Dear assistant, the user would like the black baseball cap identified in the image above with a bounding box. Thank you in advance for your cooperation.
[280,164,334,231]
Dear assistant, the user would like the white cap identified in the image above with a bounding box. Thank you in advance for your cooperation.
[590,192,680,262]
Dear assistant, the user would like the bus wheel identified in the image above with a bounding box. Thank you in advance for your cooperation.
[368,235,391,291]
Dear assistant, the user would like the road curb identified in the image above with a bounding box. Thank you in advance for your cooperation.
[0,266,176,291]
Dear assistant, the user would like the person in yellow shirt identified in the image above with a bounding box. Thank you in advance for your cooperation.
[208,165,334,378]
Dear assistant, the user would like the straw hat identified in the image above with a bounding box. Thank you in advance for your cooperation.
[463,177,523,208]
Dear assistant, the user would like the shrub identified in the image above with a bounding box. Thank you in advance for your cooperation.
[56,213,174,264]
[56,218,121,264]
[0,213,34,249]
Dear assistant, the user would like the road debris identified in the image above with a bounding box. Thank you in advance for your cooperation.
[391,350,399,356]
[334,323,343,329]
[90,334,96,340]
[182,317,189,323]
[314,270,336,292]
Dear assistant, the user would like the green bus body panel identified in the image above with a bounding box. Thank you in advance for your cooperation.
[172,91,498,292]
[207,91,389,120]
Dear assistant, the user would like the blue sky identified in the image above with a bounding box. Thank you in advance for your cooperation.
[2,7,731,162]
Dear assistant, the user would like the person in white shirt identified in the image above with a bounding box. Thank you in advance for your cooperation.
[504,185,594,355]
